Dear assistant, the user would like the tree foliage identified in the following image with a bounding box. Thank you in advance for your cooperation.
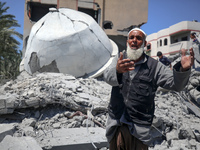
[0,2,23,83]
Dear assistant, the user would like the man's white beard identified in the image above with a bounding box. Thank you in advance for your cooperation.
[126,43,144,61]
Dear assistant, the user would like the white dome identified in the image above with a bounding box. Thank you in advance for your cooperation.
[23,8,117,77]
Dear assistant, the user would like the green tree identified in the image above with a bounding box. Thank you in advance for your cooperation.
[0,1,23,83]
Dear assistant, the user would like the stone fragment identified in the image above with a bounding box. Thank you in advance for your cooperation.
[166,129,179,142]
[191,78,199,86]
[193,129,200,142]
[178,127,195,140]
[21,118,37,127]
[0,95,6,109]
[0,135,42,150]
[0,123,15,142]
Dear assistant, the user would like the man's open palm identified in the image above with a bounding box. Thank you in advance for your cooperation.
[181,48,194,71]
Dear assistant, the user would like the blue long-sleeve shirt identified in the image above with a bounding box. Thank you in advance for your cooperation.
[159,56,171,66]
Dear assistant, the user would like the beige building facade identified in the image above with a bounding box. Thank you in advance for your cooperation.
[146,21,200,58]
[22,0,148,56]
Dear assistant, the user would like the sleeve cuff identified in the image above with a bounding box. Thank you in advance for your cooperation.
[117,72,123,84]
[173,61,190,72]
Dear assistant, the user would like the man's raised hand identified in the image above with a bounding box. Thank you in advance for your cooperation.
[181,48,194,71]
[116,52,135,73]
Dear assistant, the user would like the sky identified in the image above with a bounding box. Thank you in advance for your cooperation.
[1,0,200,51]
[141,0,200,35]
[1,0,24,50]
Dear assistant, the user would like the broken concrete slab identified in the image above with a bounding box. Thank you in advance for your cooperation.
[184,100,200,118]
[193,129,200,142]
[0,135,43,150]
[37,127,108,150]
[0,123,15,142]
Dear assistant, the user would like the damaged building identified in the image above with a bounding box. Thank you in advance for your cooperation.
[22,0,148,55]
[21,0,148,77]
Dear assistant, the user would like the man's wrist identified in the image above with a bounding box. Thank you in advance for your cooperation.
[180,67,189,72]
[117,71,123,84]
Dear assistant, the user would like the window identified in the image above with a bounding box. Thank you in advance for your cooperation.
[164,38,168,46]
[174,39,178,43]
[181,36,188,41]
[147,43,151,50]
[160,39,162,47]
[103,21,113,29]
[145,43,151,56]
[78,7,99,23]
[27,2,57,22]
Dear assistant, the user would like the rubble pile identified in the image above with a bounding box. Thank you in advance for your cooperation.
[0,72,110,115]
[0,69,200,149]
[148,69,200,150]
[187,70,200,105]
[0,72,111,149]
[150,88,200,150]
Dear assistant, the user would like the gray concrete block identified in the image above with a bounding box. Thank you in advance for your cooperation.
[38,127,108,150]
[5,96,15,108]
[0,96,6,109]
[0,123,15,142]
[0,108,14,114]
[25,98,40,107]
[0,135,43,150]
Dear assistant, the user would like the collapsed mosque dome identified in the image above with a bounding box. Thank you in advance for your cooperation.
[23,8,118,78]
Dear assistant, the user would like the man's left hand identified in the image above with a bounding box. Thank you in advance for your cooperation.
[180,48,194,71]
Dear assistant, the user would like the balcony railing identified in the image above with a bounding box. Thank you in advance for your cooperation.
[169,41,191,54]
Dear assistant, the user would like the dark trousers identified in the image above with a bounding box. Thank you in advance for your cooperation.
[109,124,148,150]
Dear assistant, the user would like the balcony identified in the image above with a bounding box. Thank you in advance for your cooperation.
[169,41,191,55]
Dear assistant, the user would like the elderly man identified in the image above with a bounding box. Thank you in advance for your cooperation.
[103,28,194,150]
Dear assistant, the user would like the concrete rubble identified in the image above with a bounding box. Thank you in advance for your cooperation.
[0,71,111,150]
[0,71,110,115]
[0,66,200,149]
